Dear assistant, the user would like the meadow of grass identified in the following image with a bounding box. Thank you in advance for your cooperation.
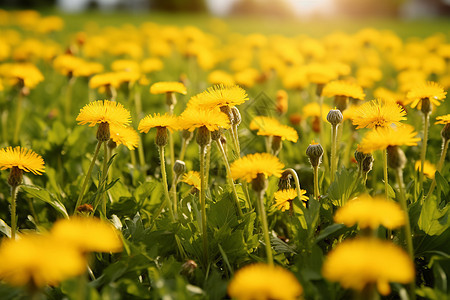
[0,9,449,300]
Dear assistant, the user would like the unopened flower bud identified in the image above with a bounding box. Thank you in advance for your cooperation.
[8,166,23,187]
[173,160,186,177]
[306,142,324,168]
[387,146,406,170]
[251,173,268,193]
[155,126,168,147]
[231,107,241,126]
[211,129,222,141]
[327,109,343,126]
[96,122,110,142]
[196,126,211,147]
[271,136,282,156]
[441,123,450,141]
[220,106,233,123]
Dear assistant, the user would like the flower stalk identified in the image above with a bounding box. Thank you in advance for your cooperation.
[159,145,175,222]
[419,110,430,192]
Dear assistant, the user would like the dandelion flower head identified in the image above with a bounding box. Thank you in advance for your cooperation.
[322,80,365,100]
[230,153,284,182]
[414,160,436,179]
[182,171,201,190]
[352,99,407,129]
[76,100,131,128]
[228,263,303,300]
[138,113,180,133]
[273,188,308,212]
[180,107,230,132]
[187,84,248,111]
[322,238,414,295]
[150,81,187,95]
[256,122,298,142]
[110,125,139,150]
[334,194,405,229]
[435,114,450,125]
[51,217,123,253]
[0,234,85,287]
[0,146,45,175]
[405,81,446,109]
[357,124,420,154]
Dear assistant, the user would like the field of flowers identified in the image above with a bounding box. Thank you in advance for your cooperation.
[0,9,449,300]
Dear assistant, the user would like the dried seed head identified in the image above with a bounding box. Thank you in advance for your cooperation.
[96,122,111,142]
[306,142,324,168]
[327,109,343,126]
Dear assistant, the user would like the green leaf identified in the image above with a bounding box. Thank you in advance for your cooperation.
[315,223,348,243]
[418,197,449,236]
[271,235,297,254]
[435,171,450,202]
[21,185,69,218]
[327,168,363,206]
[0,218,11,238]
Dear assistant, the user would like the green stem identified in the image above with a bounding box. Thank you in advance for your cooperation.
[313,165,319,201]
[10,185,18,239]
[318,95,330,173]
[255,189,273,265]
[171,174,180,219]
[242,181,253,210]
[179,138,188,161]
[205,144,211,186]
[419,113,429,193]
[13,91,23,144]
[383,149,389,199]
[230,126,241,158]
[425,138,449,201]
[394,167,416,300]
[74,141,103,215]
[1,110,8,143]
[215,140,243,217]
[101,142,108,218]
[159,146,175,221]
[64,76,76,124]
[137,135,146,168]
[285,168,307,229]
[199,144,208,263]
[330,124,338,182]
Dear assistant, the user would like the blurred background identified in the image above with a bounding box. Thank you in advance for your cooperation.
[0,0,449,19]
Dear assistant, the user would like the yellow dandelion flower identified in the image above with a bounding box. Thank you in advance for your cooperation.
[208,70,235,86]
[373,87,404,103]
[334,194,405,229]
[342,104,362,121]
[89,72,121,89]
[138,113,179,133]
[141,58,164,73]
[322,238,414,295]
[228,263,303,300]
[230,153,284,182]
[0,62,44,89]
[53,54,86,77]
[302,102,332,120]
[179,107,230,132]
[357,125,420,154]
[249,116,280,131]
[187,84,248,111]
[111,59,140,73]
[273,188,308,212]
[0,146,45,175]
[76,100,131,128]
[150,81,187,95]
[110,125,139,150]
[306,62,338,85]
[435,114,450,125]
[414,160,436,179]
[405,81,446,109]
[0,233,86,287]
[257,122,298,143]
[352,99,407,129]
[182,171,201,190]
[51,217,123,253]
[322,80,365,100]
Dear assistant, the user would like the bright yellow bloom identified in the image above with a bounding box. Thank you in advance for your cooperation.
[357,125,420,154]
[305,62,338,85]
[89,72,121,89]
[110,125,139,150]
[51,217,123,253]
[187,84,248,111]
[373,87,404,103]
[415,160,436,179]
[230,153,284,182]
[228,263,303,300]
[180,107,230,132]
[141,58,164,73]
[0,234,86,287]
[302,102,332,120]
[322,80,365,100]
[208,70,235,86]
[249,116,280,131]
[273,188,308,211]
[138,113,179,133]
[0,62,44,88]
[182,171,201,190]
[53,54,86,76]
[150,81,187,95]
[435,114,450,125]
[111,59,140,73]
[405,81,446,109]
[76,100,131,128]
[352,99,407,129]
[334,194,405,229]
[257,122,298,143]
[322,238,414,295]
[0,146,45,175]
[342,104,362,121]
